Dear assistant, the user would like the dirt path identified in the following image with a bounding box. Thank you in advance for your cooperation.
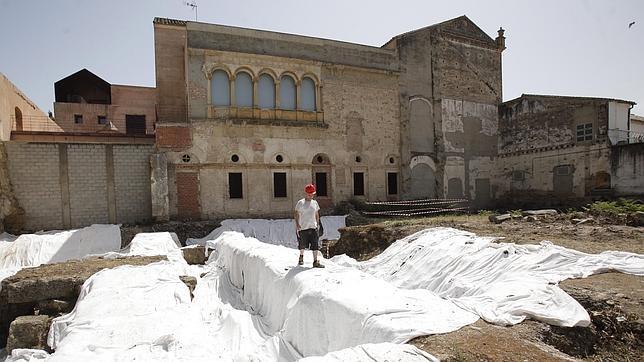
[334,214,644,361]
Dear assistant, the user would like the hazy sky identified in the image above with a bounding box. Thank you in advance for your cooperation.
[1,0,642,114]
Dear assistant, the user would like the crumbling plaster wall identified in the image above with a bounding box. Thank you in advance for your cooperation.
[395,20,503,204]
[611,143,644,195]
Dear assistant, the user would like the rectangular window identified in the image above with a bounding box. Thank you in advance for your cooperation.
[273,172,287,198]
[512,170,526,181]
[576,123,593,141]
[387,172,398,195]
[126,114,146,135]
[228,173,243,199]
[353,172,364,196]
[314,172,328,197]
[97,115,107,125]
[74,114,83,124]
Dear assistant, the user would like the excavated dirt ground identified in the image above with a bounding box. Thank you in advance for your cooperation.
[332,214,643,361]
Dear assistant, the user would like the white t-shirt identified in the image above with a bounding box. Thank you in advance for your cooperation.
[295,199,320,230]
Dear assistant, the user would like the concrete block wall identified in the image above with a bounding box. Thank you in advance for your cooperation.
[5,143,62,231]
[113,145,153,224]
[67,144,109,227]
[4,142,153,231]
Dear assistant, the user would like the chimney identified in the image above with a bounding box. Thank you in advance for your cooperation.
[496,27,506,51]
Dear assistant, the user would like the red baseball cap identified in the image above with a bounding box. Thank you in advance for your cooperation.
[304,184,316,194]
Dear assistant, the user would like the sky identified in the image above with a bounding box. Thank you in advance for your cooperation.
[0,0,642,114]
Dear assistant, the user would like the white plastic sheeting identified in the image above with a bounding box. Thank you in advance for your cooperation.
[8,231,446,361]
[186,216,346,248]
[333,227,644,327]
[0,225,121,287]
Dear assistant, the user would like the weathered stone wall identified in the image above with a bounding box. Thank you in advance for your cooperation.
[393,16,503,204]
[499,96,609,153]
[158,45,400,218]
[4,142,153,231]
[0,142,23,232]
[496,143,612,207]
[611,143,644,195]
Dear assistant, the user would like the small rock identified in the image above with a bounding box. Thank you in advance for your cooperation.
[626,211,644,227]
[489,214,512,224]
[522,209,558,216]
[572,218,595,226]
[606,299,616,306]
[179,276,197,300]
[524,216,538,222]
[6,315,52,353]
[182,246,207,265]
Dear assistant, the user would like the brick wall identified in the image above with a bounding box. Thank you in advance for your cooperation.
[176,171,200,219]
[114,145,152,223]
[4,142,153,231]
[5,143,62,231]
[156,126,191,150]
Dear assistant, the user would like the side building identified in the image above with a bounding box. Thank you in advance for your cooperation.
[496,94,642,207]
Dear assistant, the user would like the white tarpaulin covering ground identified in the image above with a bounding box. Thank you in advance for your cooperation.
[0,225,121,287]
[6,230,441,361]
[332,227,644,327]
[4,225,644,361]
[186,216,346,249]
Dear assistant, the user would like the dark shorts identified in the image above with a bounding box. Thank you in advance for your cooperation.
[298,228,319,250]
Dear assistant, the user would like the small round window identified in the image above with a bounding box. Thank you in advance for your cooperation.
[355,156,362,163]
[231,154,239,163]
[316,155,324,163]
[389,157,395,164]
[181,154,191,163]
[276,155,283,163]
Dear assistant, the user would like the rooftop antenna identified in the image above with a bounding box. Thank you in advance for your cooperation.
[184,1,197,21]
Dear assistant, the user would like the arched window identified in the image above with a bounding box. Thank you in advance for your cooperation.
[301,77,316,111]
[280,75,296,110]
[235,72,253,108]
[211,70,230,106]
[258,74,275,109]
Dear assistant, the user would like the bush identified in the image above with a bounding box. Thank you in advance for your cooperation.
[586,199,644,217]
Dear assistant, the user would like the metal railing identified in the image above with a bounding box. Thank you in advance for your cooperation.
[360,198,471,217]
[608,129,644,145]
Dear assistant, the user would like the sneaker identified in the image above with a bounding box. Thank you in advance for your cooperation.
[298,255,304,266]
[313,260,325,268]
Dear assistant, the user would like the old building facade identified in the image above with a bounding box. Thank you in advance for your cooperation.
[496,94,641,207]
[152,16,506,219]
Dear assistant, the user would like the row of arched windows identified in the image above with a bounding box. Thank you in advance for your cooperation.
[209,69,317,111]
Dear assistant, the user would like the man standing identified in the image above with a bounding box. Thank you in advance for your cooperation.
[295,184,325,268]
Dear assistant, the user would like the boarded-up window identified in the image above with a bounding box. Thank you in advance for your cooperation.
[211,70,230,106]
[315,172,328,197]
[301,77,316,111]
[280,75,296,110]
[258,74,275,109]
[74,114,83,124]
[229,173,243,199]
[273,172,287,198]
[235,72,253,108]
[353,172,364,196]
[387,172,398,195]
[125,115,146,135]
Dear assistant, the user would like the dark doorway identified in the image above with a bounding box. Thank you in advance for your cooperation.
[315,172,328,197]
[126,115,146,135]
[474,178,491,206]
[273,172,287,198]
[387,172,398,195]
[353,172,364,196]
[553,165,574,195]
[229,173,243,199]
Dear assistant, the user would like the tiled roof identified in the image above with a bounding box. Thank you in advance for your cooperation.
[153,17,187,26]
